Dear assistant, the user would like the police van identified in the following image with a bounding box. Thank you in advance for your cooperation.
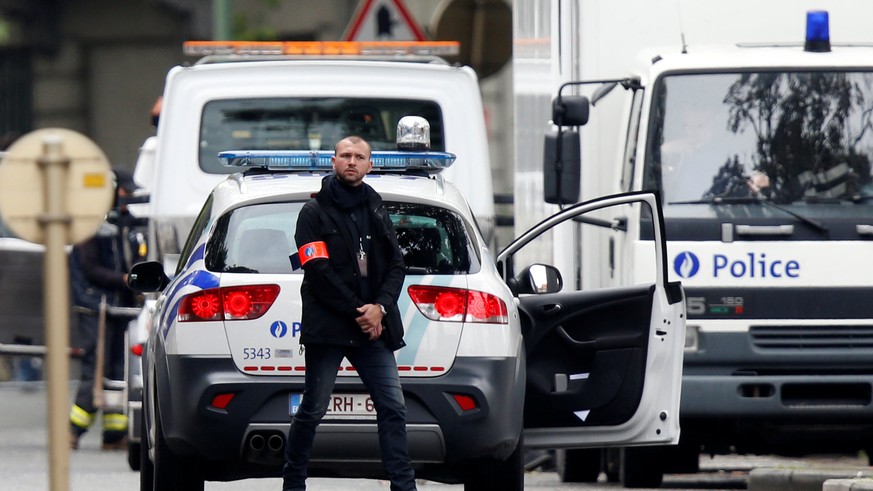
[515,1,873,486]
[135,40,496,273]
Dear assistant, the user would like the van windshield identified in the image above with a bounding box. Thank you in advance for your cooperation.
[199,97,444,173]
[644,71,873,210]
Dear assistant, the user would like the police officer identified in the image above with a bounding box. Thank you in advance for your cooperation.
[283,136,415,491]
[69,169,147,450]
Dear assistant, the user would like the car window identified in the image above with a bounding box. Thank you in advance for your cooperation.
[176,194,214,276]
[203,200,479,275]
[503,198,656,290]
[390,202,480,275]
[199,97,445,173]
[206,202,300,274]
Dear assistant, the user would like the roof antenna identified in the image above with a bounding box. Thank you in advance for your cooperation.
[677,0,688,54]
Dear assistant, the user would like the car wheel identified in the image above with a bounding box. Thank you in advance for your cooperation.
[153,395,204,491]
[556,448,602,482]
[128,440,141,471]
[139,409,154,491]
[620,446,664,489]
[665,439,700,474]
[463,435,524,491]
[604,448,620,482]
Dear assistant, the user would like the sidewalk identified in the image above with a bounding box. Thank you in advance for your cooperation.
[748,457,873,491]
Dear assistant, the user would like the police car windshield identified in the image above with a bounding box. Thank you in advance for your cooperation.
[205,201,479,275]
[644,70,873,213]
[199,97,445,174]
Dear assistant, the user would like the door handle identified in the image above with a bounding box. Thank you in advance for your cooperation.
[540,304,562,315]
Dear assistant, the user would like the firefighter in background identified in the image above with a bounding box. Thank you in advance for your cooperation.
[69,169,147,450]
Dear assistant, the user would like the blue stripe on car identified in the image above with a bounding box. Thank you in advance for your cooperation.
[184,243,206,269]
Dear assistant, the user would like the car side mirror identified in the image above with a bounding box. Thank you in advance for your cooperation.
[516,263,563,294]
[127,260,170,292]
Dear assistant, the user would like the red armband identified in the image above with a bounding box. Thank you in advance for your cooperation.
[298,241,329,266]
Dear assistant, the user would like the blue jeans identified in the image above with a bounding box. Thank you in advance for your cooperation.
[282,339,416,491]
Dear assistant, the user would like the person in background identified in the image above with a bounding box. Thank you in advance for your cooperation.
[283,136,415,491]
[68,168,147,450]
[150,95,162,129]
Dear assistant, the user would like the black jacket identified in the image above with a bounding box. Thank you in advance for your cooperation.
[70,211,148,314]
[294,176,407,351]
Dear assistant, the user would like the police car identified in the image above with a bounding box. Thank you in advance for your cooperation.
[129,119,686,490]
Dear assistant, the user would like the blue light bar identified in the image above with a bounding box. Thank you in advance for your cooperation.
[219,150,456,173]
[804,10,830,53]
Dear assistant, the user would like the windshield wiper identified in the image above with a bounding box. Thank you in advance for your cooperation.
[669,195,829,235]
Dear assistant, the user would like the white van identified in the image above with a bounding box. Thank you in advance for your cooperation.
[135,42,495,273]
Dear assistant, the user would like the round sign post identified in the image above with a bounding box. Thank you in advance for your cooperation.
[430,0,512,80]
[0,129,113,491]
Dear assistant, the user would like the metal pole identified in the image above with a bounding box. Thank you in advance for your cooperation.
[213,0,232,40]
[38,135,72,491]
[93,295,107,409]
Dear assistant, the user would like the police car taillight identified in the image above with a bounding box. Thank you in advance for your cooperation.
[178,285,280,322]
[407,285,509,324]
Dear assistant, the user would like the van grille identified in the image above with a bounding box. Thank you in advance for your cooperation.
[750,325,873,350]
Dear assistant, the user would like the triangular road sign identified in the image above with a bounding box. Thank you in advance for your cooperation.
[342,0,427,42]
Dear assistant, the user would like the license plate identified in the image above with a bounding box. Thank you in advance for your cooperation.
[289,393,376,420]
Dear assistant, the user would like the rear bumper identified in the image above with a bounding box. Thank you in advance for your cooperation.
[152,350,524,480]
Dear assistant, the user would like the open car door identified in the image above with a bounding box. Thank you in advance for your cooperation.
[497,191,685,452]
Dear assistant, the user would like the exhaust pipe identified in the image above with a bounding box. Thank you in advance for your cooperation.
[268,433,285,453]
[249,433,266,452]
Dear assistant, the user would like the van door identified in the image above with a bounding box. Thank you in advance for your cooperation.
[496,191,685,449]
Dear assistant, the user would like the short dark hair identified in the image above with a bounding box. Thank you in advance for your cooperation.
[334,136,371,157]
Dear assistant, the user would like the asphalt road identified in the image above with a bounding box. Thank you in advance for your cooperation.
[1,381,869,491]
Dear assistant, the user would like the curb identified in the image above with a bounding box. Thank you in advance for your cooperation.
[824,479,873,491]
[749,468,873,491]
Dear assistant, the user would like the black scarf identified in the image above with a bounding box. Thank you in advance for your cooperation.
[328,175,373,299]
[328,175,368,210]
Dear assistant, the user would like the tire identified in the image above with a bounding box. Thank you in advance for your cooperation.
[667,439,700,474]
[604,448,620,482]
[464,435,524,491]
[556,448,602,482]
[128,440,141,471]
[620,446,664,489]
[139,409,154,491]
[153,394,204,491]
